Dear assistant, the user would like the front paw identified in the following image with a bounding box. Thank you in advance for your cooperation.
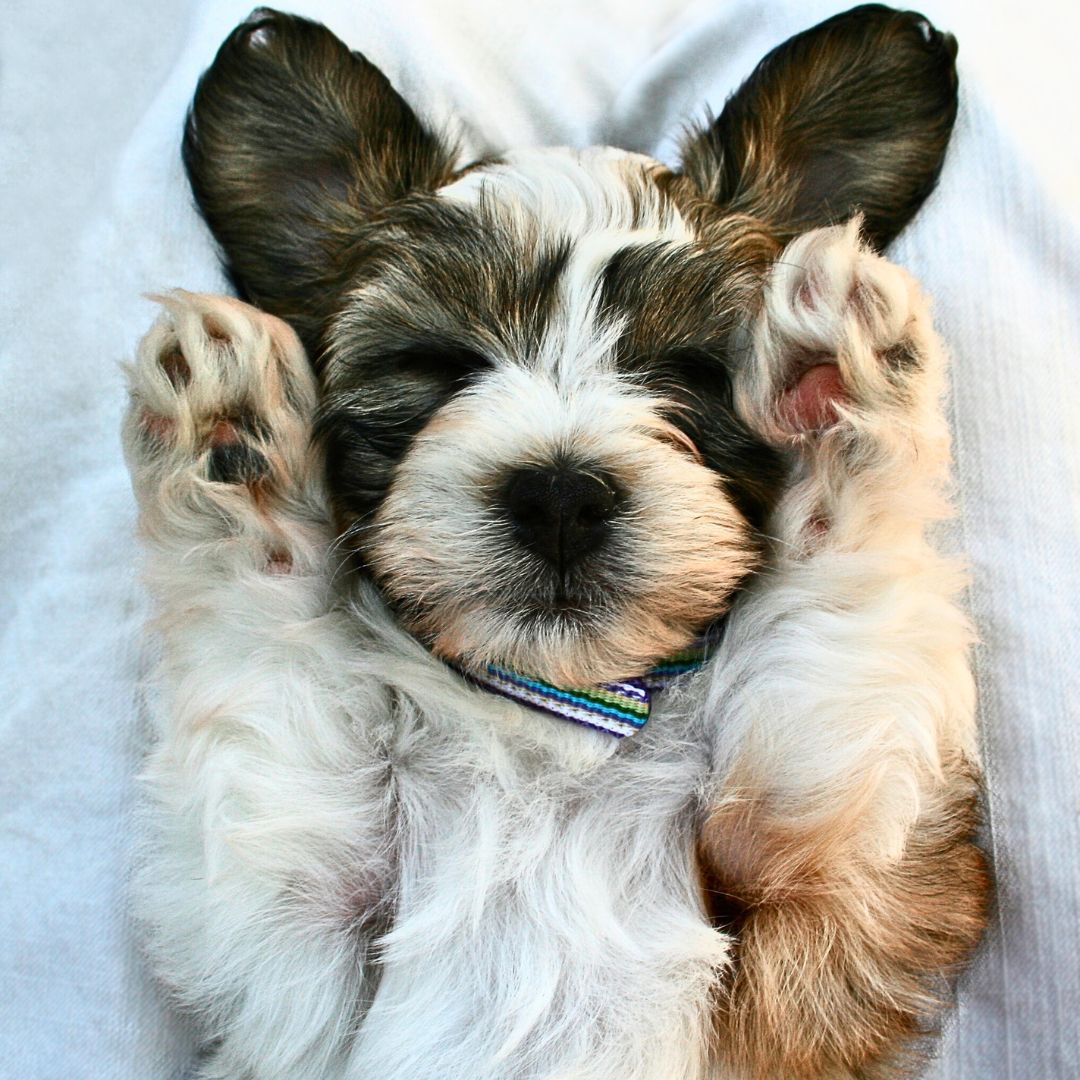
[739,218,943,449]
[122,291,321,556]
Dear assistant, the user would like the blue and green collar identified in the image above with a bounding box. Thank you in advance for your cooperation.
[452,635,716,739]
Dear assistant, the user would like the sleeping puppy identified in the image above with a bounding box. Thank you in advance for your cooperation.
[123,5,990,1077]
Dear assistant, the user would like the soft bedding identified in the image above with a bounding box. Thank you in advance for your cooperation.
[1,1,1077,1076]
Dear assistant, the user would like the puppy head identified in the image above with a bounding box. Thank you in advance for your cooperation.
[316,148,781,681]
[184,6,957,682]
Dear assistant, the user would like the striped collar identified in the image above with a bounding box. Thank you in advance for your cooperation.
[452,638,713,739]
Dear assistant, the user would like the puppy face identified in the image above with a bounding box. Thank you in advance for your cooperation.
[318,150,785,680]
[183,6,958,680]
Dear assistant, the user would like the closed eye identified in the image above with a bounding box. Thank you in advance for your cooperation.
[392,343,491,387]
[651,420,705,464]
[654,346,734,405]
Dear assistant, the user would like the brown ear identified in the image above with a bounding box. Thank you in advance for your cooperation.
[678,4,959,250]
[183,8,458,352]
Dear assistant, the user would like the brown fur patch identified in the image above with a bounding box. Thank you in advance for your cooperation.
[183,9,459,353]
[699,768,990,1078]
[678,7,959,251]
[209,418,241,446]
[265,547,293,574]
[160,347,190,388]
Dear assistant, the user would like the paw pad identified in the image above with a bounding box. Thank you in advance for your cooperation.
[206,415,270,484]
[779,363,845,433]
[207,442,270,485]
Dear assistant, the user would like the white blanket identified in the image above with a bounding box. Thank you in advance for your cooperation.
[2,1,1077,1076]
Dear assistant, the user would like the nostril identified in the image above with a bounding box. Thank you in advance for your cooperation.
[512,495,548,527]
[574,486,617,527]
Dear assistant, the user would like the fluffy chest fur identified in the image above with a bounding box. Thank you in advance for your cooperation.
[141,553,727,1077]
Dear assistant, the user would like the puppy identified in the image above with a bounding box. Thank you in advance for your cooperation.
[124,6,989,1078]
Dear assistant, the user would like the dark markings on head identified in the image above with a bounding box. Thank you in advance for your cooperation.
[599,242,788,531]
[314,198,573,531]
[183,4,958,566]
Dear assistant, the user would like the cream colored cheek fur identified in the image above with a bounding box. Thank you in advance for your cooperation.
[367,366,754,683]
[123,220,985,1080]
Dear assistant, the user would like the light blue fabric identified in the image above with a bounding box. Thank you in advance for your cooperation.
[2,2,1076,1076]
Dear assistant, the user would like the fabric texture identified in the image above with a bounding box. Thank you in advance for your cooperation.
[1,1,1077,1077]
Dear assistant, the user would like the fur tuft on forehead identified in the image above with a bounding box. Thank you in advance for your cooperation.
[440,146,691,239]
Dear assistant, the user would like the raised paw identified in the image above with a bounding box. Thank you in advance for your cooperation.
[739,218,944,447]
[122,291,323,563]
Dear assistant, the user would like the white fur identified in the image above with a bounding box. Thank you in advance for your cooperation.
[124,191,976,1078]
[440,146,692,245]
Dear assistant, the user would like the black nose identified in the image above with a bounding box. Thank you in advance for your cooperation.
[502,466,619,571]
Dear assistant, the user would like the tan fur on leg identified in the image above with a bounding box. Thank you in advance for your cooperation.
[700,766,989,1078]
[699,223,991,1077]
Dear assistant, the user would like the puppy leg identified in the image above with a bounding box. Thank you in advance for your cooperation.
[702,223,989,1079]
[124,294,392,1079]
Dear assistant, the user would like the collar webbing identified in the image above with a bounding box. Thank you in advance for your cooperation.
[452,638,712,738]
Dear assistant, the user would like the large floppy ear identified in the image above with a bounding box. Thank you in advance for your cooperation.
[678,4,958,250]
[183,8,458,351]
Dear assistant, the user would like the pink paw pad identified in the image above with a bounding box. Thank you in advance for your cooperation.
[779,363,847,433]
[140,408,175,441]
